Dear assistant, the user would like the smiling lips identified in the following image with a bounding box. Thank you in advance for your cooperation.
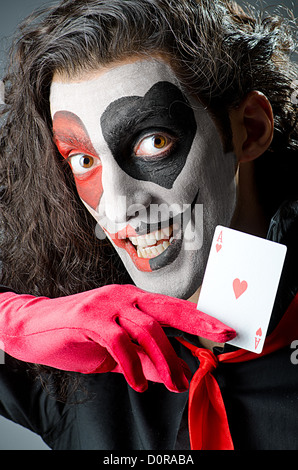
[105,224,176,273]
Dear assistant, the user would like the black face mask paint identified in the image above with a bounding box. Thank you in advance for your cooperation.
[100,82,197,189]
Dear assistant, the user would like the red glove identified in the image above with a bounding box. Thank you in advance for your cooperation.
[0,284,235,392]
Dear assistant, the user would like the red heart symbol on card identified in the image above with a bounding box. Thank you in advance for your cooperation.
[256,328,262,337]
[216,244,222,252]
[233,278,248,299]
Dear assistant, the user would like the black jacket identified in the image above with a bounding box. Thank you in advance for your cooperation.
[1,201,298,450]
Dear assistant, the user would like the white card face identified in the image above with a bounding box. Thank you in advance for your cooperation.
[197,226,287,353]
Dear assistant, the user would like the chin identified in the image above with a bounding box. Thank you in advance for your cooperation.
[117,246,205,301]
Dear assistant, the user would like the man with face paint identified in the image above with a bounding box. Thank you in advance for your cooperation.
[51,58,237,300]
[0,0,297,451]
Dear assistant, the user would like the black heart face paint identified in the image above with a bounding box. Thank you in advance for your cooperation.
[50,59,237,299]
[100,81,197,189]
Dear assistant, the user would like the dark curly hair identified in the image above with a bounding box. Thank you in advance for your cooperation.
[0,0,297,397]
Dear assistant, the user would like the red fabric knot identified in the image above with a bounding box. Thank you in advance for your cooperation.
[187,347,234,450]
[194,348,218,373]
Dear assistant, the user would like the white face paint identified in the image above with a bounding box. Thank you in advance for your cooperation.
[50,58,237,299]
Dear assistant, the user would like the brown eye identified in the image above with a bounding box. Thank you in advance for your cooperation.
[153,135,167,149]
[135,133,174,157]
[68,153,99,175]
[80,155,94,168]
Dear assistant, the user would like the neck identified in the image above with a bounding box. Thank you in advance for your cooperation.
[230,162,269,238]
[188,162,269,350]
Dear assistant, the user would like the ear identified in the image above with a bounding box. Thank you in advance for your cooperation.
[229,91,274,162]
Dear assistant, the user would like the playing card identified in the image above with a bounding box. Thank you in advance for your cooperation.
[197,226,287,353]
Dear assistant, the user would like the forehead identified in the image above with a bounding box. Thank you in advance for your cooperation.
[50,59,182,118]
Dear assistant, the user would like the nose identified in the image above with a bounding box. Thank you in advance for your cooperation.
[101,161,152,224]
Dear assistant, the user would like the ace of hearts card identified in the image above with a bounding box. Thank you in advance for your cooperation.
[197,226,287,353]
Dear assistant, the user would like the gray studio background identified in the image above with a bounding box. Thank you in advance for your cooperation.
[0,0,297,451]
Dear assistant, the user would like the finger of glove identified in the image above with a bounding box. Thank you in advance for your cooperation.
[135,293,236,343]
[118,349,192,387]
[117,312,190,393]
[84,346,118,374]
[68,341,117,374]
[71,345,117,374]
[99,322,148,393]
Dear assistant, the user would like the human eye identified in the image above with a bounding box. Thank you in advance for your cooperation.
[67,153,100,175]
[134,132,176,158]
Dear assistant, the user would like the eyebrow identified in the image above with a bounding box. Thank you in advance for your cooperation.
[53,111,97,156]
[102,101,172,142]
[54,133,95,153]
[100,82,193,147]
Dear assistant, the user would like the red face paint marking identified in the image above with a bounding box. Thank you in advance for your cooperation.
[103,226,152,272]
[53,112,152,272]
[73,168,103,212]
[53,111,103,210]
[111,225,138,239]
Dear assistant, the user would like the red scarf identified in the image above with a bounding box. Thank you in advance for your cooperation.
[177,293,298,450]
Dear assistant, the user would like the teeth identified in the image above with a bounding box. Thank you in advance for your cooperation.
[129,226,174,259]
[161,226,171,237]
[134,237,153,248]
[129,227,173,247]
[136,239,171,259]
[156,244,165,255]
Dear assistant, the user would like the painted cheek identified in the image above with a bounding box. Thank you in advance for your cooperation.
[74,166,103,211]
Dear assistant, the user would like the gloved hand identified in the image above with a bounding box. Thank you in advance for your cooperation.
[0,284,235,392]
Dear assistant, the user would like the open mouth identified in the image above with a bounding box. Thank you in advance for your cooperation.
[104,222,181,272]
[105,190,199,273]
[106,221,183,273]
[129,226,173,259]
